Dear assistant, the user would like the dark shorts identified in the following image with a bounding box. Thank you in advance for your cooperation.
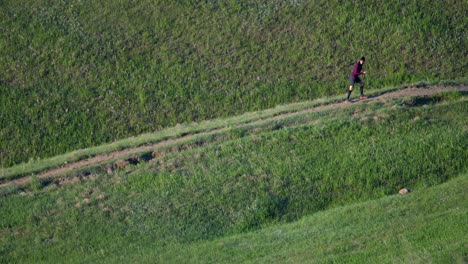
[350,76,362,86]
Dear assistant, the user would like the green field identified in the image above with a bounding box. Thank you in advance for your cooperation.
[1,0,466,262]
[1,90,466,263]
[1,0,466,166]
[154,173,468,264]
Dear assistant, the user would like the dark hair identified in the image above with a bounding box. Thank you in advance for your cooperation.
[360,56,366,61]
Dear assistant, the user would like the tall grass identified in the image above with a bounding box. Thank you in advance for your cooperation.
[0,0,466,166]
[0,97,466,262]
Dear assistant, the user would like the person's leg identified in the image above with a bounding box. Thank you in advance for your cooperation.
[359,81,367,99]
[347,85,353,100]
[346,76,356,101]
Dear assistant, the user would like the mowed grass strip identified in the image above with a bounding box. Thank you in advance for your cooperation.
[0,84,459,182]
[0,86,336,181]
[0,95,466,263]
[0,83,409,182]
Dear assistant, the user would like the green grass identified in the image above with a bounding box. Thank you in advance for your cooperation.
[152,173,468,264]
[1,0,466,166]
[0,84,462,182]
[0,83,412,181]
[1,93,466,263]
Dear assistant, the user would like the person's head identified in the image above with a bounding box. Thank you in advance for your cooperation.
[359,56,365,64]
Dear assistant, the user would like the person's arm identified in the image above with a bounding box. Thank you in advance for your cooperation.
[359,65,366,75]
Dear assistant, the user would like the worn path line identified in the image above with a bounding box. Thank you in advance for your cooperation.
[1,86,466,189]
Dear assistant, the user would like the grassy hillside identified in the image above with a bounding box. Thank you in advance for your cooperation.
[1,91,466,263]
[1,0,466,166]
[153,173,468,264]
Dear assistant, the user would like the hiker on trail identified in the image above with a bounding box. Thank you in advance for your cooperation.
[345,56,367,103]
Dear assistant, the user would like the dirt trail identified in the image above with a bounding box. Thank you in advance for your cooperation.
[1,85,466,189]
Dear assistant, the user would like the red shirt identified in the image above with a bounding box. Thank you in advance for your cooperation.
[351,63,364,78]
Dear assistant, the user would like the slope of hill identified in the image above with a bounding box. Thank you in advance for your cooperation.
[0,85,465,185]
[1,0,466,166]
[0,87,466,263]
[152,173,468,264]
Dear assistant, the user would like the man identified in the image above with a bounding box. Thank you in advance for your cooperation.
[345,56,367,103]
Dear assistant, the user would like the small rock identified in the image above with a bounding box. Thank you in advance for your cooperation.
[399,188,411,195]
[83,198,92,205]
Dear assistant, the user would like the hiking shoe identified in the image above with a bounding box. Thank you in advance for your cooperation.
[359,95,368,100]
[344,99,352,104]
